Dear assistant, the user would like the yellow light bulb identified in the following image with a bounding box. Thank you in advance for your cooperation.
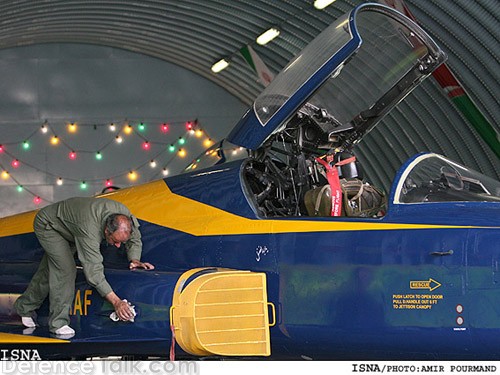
[204,138,213,148]
[51,136,59,145]
[128,171,138,181]
[1,170,9,180]
[68,122,77,133]
[178,148,186,158]
[123,125,133,135]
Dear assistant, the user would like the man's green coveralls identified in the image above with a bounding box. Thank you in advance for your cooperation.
[14,197,142,333]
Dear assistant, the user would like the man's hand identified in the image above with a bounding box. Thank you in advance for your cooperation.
[114,299,135,321]
[129,259,155,270]
[106,292,135,321]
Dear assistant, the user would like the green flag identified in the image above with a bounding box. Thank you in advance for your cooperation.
[240,45,274,86]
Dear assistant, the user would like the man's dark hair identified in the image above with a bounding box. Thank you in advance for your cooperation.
[105,214,132,234]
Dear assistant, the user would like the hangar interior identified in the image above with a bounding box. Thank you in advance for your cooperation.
[0,0,498,217]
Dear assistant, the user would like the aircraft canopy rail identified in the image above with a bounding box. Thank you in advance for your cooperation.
[183,139,247,173]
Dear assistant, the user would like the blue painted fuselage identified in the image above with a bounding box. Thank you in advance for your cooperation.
[1,159,499,359]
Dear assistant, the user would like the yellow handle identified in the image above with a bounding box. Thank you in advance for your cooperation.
[169,305,175,324]
[267,302,276,327]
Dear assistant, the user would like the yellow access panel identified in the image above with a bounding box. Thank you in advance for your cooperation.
[171,268,275,357]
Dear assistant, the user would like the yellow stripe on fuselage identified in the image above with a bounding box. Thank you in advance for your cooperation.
[0,332,69,344]
[102,180,471,234]
[0,179,474,239]
[0,210,38,238]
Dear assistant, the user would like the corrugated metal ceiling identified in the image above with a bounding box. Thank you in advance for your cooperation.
[0,0,497,189]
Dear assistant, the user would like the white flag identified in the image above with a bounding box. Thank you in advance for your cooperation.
[240,45,274,86]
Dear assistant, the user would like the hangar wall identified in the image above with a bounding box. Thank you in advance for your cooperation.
[0,43,247,217]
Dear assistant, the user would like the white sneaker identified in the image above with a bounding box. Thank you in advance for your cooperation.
[21,317,36,328]
[54,325,75,336]
[23,327,36,335]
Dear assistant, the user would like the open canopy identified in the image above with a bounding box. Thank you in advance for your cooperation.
[228,3,446,151]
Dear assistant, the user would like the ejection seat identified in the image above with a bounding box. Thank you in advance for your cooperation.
[304,152,386,217]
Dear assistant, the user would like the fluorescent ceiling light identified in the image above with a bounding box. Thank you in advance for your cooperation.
[211,58,229,73]
[256,27,280,45]
[314,0,336,10]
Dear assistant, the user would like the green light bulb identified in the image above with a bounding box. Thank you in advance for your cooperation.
[95,152,103,160]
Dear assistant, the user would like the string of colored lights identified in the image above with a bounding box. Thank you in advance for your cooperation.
[0,119,215,205]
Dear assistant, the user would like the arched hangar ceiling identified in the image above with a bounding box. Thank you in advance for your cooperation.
[0,0,498,189]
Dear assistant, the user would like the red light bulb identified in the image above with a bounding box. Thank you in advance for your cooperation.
[11,159,20,168]
[69,151,77,160]
[142,141,150,150]
[185,121,193,131]
[105,179,112,187]
[33,196,42,205]
[161,123,169,133]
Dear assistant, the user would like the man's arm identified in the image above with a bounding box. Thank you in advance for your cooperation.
[74,236,113,297]
[126,215,154,270]
[75,236,135,320]
[125,215,142,261]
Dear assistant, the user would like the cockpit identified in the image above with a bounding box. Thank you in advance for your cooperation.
[394,153,500,204]
[220,4,449,219]
[240,109,388,218]
[182,5,497,221]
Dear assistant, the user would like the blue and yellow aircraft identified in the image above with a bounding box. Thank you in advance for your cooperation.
[1,3,499,360]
